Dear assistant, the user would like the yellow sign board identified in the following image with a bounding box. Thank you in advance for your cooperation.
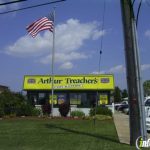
[70,99,81,105]
[23,74,114,90]
[49,95,57,104]
[99,94,108,105]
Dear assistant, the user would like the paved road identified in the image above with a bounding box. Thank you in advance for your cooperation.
[113,111,150,144]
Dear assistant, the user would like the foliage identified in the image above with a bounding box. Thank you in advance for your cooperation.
[121,89,128,98]
[70,110,85,117]
[59,103,70,117]
[113,86,122,102]
[143,80,150,96]
[16,104,33,116]
[0,91,36,117]
[89,106,112,117]
[0,108,4,117]
[32,108,41,116]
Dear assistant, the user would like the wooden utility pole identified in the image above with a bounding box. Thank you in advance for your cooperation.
[120,0,147,145]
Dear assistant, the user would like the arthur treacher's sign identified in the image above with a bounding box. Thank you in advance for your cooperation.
[37,77,100,89]
[37,77,100,84]
[27,76,111,90]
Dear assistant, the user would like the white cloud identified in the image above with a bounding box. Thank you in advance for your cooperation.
[92,64,150,75]
[145,30,150,37]
[40,52,88,64]
[92,30,106,40]
[109,65,125,73]
[55,19,104,53]
[0,0,20,11]
[91,71,106,74]
[141,64,150,71]
[6,35,51,57]
[60,62,73,69]
[5,18,105,69]
[92,65,125,74]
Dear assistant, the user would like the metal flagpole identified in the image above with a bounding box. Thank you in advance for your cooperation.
[51,8,55,117]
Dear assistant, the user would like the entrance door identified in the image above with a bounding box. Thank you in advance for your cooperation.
[87,93,97,107]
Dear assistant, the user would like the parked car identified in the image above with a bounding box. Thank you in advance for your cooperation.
[146,117,150,132]
[123,107,129,115]
[117,104,128,111]
[145,96,150,117]
[114,100,128,110]
[144,96,150,132]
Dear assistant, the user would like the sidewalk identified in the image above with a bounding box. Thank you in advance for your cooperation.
[113,111,150,145]
[113,111,130,144]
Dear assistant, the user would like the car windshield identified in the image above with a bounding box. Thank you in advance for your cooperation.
[121,101,128,104]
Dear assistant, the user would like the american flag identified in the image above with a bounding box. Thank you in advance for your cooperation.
[26,13,54,38]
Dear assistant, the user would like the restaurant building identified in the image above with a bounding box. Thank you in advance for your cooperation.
[23,74,115,116]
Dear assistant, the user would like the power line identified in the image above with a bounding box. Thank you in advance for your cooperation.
[0,0,66,15]
[98,0,106,73]
[0,0,27,6]
[132,0,136,6]
[136,0,143,27]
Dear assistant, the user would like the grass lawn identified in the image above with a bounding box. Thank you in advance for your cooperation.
[0,118,135,150]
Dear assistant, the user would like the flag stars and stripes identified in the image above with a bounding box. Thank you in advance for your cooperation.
[26,16,54,38]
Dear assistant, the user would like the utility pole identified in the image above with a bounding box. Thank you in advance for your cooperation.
[120,0,147,145]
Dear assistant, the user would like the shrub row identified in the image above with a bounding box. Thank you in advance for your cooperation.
[58,104,112,117]
[0,91,112,118]
[70,110,85,117]
[89,106,112,117]
[0,91,41,117]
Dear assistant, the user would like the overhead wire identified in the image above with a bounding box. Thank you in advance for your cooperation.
[98,0,106,73]
[0,0,27,6]
[0,0,66,15]
[136,0,143,27]
[132,0,136,6]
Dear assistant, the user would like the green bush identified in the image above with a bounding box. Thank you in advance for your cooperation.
[89,106,112,117]
[32,108,41,116]
[0,108,4,118]
[15,103,33,116]
[0,91,37,117]
[70,110,85,117]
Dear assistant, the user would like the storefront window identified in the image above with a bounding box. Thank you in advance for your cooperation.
[27,92,38,106]
[38,93,47,105]
[57,94,67,104]
[70,93,87,107]
[70,93,81,105]
[49,93,67,107]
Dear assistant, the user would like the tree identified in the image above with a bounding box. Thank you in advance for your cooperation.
[0,91,34,116]
[122,89,128,98]
[143,80,150,96]
[113,86,122,103]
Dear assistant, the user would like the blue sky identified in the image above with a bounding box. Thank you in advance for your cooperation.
[0,0,150,92]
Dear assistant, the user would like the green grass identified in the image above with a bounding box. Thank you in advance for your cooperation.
[0,118,135,150]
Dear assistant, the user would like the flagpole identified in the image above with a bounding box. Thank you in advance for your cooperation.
[51,8,55,117]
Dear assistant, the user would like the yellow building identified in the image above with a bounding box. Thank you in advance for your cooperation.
[23,74,115,108]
